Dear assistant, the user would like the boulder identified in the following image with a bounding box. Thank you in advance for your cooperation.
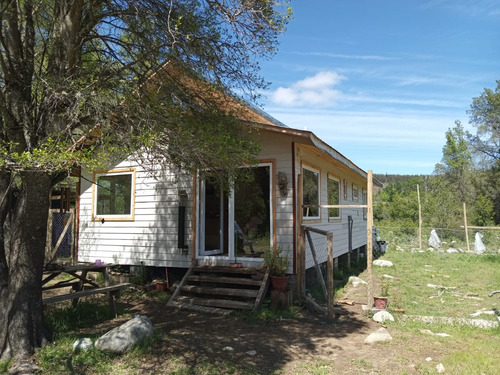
[373,310,394,323]
[73,338,93,353]
[373,260,393,267]
[95,315,154,353]
[364,327,392,344]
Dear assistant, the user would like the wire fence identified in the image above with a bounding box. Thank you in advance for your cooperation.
[377,225,500,259]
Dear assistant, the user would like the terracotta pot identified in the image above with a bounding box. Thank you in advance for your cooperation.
[270,275,289,292]
[373,296,387,309]
[156,281,167,292]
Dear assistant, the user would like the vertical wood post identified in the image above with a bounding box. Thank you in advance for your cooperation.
[417,184,422,250]
[296,173,306,299]
[366,171,373,307]
[463,202,470,252]
[327,232,334,319]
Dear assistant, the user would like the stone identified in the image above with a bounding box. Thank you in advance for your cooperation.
[436,363,445,373]
[246,350,257,356]
[425,357,432,362]
[348,276,367,287]
[95,315,154,353]
[223,346,234,352]
[373,311,394,323]
[373,260,393,267]
[364,327,392,344]
[73,338,93,353]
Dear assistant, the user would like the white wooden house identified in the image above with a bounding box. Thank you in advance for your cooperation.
[76,63,368,311]
[77,116,368,276]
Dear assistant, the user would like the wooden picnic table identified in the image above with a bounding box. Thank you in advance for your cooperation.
[42,262,130,317]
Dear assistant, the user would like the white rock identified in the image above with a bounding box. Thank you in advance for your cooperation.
[436,363,445,373]
[373,260,393,267]
[95,315,154,353]
[382,274,394,279]
[246,350,257,356]
[364,327,392,344]
[223,346,234,352]
[373,311,394,323]
[348,276,367,287]
[73,338,93,353]
[425,357,432,362]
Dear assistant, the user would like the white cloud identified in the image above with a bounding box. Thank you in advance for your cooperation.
[271,71,345,108]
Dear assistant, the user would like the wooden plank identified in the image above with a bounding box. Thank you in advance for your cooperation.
[296,173,305,299]
[169,301,234,316]
[193,266,264,275]
[186,275,262,286]
[48,211,74,261]
[176,296,254,310]
[42,283,131,304]
[180,285,259,298]
[253,268,270,312]
[305,229,328,300]
[167,265,194,307]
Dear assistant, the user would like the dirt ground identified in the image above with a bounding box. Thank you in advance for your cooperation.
[67,280,444,375]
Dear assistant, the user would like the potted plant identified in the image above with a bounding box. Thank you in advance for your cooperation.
[263,247,289,292]
[373,279,389,309]
[154,279,167,292]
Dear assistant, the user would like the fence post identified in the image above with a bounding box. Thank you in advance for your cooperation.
[366,170,373,308]
[463,202,470,252]
[417,184,422,250]
[297,173,306,299]
[327,232,334,319]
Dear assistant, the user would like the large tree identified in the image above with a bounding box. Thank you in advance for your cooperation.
[467,80,500,164]
[0,0,290,360]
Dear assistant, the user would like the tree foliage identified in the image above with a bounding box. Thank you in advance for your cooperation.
[467,80,500,164]
[0,0,291,361]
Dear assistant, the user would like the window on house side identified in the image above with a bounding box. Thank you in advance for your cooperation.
[93,169,135,220]
[352,184,359,202]
[328,176,340,219]
[303,166,320,219]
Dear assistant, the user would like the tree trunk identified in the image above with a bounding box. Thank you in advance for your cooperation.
[0,171,53,360]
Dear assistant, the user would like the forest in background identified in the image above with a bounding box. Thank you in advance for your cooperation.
[373,81,500,236]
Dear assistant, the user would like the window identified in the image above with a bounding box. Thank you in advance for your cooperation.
[93,169,135,220]
[327,175,340,219]
[302,165,320,219]
[352,184,359,202]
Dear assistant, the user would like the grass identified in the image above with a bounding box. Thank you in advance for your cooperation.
[369,243,500,375]
[30,241,500,374]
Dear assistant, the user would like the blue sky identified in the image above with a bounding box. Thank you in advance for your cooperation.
[258,0,499,175]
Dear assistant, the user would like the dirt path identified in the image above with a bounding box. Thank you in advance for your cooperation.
[80,282,437,374]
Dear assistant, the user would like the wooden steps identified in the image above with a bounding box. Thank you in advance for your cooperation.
[167,265,269,315]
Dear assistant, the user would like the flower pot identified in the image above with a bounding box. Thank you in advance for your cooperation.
[156,281,167,292]
[373,296,387,309]
[270,275,289,292]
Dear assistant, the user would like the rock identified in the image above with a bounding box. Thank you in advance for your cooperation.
[73,338,93,353]
[364,327,392,344]
[245,350,257,356]
[348,276,367,287]
[373,311,394,323]
[382,274,394,279]
[223,346,234,352]
[436,363,445,373]
[425,357,432,362]
[95,315,154,353]
[373,260,393,267]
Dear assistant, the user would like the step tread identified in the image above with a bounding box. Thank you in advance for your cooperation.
[176,296,254,310]
[187,275,262,286]
[180,285,259,298]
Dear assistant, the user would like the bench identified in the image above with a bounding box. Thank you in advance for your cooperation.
[43,283,132,317]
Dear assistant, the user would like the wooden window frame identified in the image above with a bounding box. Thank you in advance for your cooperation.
[92,168,136,222]
[352,183,359,202]
[327,174,341,221]
[302,163,321,220]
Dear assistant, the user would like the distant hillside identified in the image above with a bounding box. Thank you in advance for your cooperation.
[373,173,430,186]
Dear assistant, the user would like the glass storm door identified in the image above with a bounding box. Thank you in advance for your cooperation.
[198,177,228,256]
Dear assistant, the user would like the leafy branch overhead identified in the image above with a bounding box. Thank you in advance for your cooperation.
[0,0,291,177]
